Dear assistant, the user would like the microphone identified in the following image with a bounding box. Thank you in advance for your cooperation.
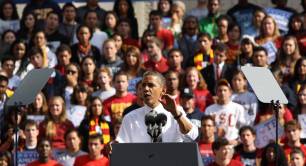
[156,113,167,127]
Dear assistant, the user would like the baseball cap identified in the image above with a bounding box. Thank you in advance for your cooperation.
[181,88,194,99]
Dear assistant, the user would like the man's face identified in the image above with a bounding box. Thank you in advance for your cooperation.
[30,54,44,68]
[2,60,15,76]
[0,80,8,95]
[253,51,268,67]
[214,50,227,64]
[216,85,231,103]
[88,138,103,156]
[114,75,129,93]
[198,36,212,52]
[147,42,161,61]
[63,6,76,21]
[166,73,179,92]
[240,130,256,147]
[66,131,81,152]
[85,12,98,29]
[168,51,183,69]
[150,15,162,29]
[57,50,71,66]
[201,119,215,139]
[46,13,59,31]
[142,75,165,108]
[208,0,220,14]
[181,97,195,112]
[285,126,301,143]
[37,140,52,158]
[25,125,39,140]
[214,145,234,161]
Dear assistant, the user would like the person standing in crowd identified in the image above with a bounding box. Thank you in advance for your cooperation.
[198,115,215,166]
[26,138,62,166]
[20,120,40,151]
[208,138,243,166]
[252,46,269,68]
[187,0,208,20]
[1,56,21,90]
[59,3,78,44]
[76,0,106,25]
[165,71,181,104]
[116,71,198,143]
[143,37,169,74]
[103,71,136,123]
[260,142,288,166]
[233,126,261,166]
[201,43,234,95]
[290,148,305,166]
[283,120,306,161]
[73,134,109,166]
[54,44,72,75]
[148,10,174,51]
[57,129,86,166]
[180,87,204,128]
[167,48,184,74]
[205,79,246,144]
[199,0,221,38]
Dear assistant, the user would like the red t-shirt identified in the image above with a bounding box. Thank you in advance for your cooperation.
[27,160,62,166]
[74,155,109,166]
[143,56,169,74]
[208,160,243,166]
[198,141,214,165]
[193,89,213,112]
[39,120,74,149]
[283,144,306,162]
[156,29,174,49]
[103,93,136,122]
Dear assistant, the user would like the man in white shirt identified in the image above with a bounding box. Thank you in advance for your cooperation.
[116,71,198,143]
[205,79,246,144]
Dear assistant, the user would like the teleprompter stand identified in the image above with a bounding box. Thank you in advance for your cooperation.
[6,68,54,166]
[241,66,288,166]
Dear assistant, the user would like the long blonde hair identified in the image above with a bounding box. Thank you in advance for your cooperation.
[45,96,67,138]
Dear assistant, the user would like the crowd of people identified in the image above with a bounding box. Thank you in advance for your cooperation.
[0,0,305,165]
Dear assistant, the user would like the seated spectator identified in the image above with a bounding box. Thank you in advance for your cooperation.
[231,70,258,126]
[91,67,116,102]
[39,96,74,149]
[233,126,261,166]
[79,97,114,152]
[198,115,215,165]
[74,134,109,166]
[208,138,243,166]
[27,138,62,166]
[57,129,86,166]
[182,67,213,112]
[260,142,288,166]
[205,79,246,144]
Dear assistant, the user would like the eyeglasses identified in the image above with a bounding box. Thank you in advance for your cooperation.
[66,70,77,75]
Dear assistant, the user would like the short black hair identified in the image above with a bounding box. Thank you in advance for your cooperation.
[1,56,15,65]
[239,126,256,136]
[253,46,268,56]
[213,42,228,52]
[88,133,104,144]
[197,32,212,41]
[149,10,163,19]
[201,115,216,126]
[62,2,76,11]
[56,44,72,55]
[212,138,230,152]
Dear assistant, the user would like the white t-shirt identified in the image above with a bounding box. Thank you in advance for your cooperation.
[205,101,246,141]
[231,91,258,126]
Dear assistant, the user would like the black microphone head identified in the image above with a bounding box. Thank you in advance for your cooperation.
[156,113,167,126]
[145,111,157,126]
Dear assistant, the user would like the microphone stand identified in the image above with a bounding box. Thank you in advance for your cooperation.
[271,100,281,166]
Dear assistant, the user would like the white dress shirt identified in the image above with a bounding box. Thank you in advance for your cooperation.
[116,103,199,143]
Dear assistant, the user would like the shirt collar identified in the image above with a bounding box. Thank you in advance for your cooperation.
[143,103,164,114]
